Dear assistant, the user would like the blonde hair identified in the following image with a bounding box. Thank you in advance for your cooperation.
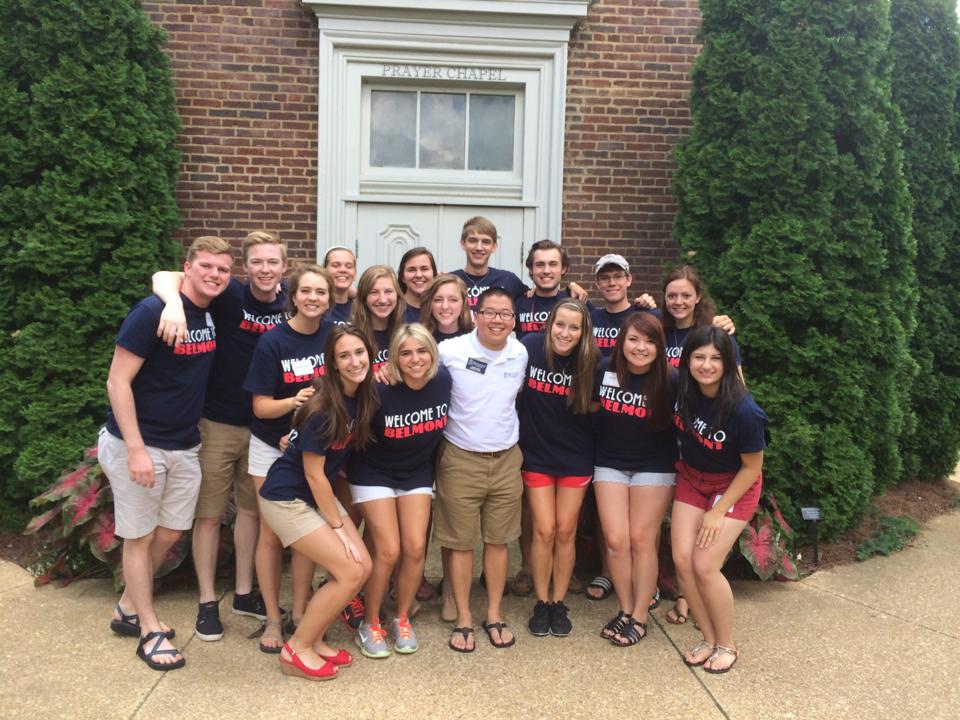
[419,274,474,335]
[350,265,406,348]
[241,230,286,264]
[186,235,232,262]
[387,324,440,384]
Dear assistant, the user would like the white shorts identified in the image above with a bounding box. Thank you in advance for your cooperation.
[593,466,676,488]
[349,484,434,505]
[248,434,284,477]
[98,428,201,539]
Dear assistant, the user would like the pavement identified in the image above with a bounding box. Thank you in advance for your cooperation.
[1,505,959,720]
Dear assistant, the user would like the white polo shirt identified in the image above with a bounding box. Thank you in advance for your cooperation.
[439,329,528,453]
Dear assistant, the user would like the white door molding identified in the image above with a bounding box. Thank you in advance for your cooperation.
[302,0,588,261]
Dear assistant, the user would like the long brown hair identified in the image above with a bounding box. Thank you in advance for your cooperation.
[660,264,717,330]
[543,300,598,414]
[419,274,474,335]
[350,265,406,349]
[294,325,379,450]
[609,312,672,431]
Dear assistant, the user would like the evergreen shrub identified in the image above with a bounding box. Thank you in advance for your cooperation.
[0,1,180,528]
[890,0,960,482]
[672,0,916,537]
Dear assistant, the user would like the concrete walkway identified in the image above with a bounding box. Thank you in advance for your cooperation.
[1,510,958,720]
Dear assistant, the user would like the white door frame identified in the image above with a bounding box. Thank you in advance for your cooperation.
[301,0,589,261]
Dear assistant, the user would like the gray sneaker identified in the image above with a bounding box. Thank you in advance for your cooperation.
[391,617,419,654]
[355,620,391,658]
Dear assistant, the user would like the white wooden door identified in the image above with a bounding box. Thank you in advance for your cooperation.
[355,204,528,278]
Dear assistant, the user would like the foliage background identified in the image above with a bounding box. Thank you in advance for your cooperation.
[0,0,180,529]
[673,0,924,538]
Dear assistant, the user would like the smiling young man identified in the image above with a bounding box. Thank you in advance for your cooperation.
[591,254,646,358]
[434,288,528,652]
[99,236,233,671]
[515,240,578,341]
[450,217,529,310]
[152,231,289,641]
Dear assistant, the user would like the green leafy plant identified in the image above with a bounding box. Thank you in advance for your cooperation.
[673,0,916,537]
[25,445,189,589]
[855,515,919,561]
[738,491,798,581]
[0,0,181,529]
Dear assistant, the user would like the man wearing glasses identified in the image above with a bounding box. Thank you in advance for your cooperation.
[433,287,528,653]
[591,253,644,357]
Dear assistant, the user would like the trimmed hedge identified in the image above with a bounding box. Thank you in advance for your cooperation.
[0,1,180,528]
[672,0,917,538]
[890,0,960,482]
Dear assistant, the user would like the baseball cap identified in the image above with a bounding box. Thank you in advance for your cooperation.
[594,254,630,275]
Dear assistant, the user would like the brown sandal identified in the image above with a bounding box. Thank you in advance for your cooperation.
[258,619,284,654]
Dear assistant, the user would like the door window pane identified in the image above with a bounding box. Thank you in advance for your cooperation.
[370,91,416,168]
[419,93,466,169]
[468,95,515,171]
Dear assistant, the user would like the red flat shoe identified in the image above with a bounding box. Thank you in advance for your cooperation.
[319,648,353,667]
[279,643,338,681]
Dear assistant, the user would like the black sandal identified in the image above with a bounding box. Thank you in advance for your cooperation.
[110,603,174,639]
[611,617,647,646]
[601,610,630,640]
[448,626,476,653]
[137,630,185,671]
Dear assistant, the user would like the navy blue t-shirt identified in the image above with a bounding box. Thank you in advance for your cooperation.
[329,300,353,325]
[243,320,333,448]
[674,392,767,474]
[451,267,529,310]
[515,290,570,340]
[260,399,356,507]
[348,366,452,490]
[518,335,594,476]
[372,328,391,373]
[105,294,217,450]
[403,305,423,324]
[592,357,678,472]
[591,306,644,357]
[204,278,288,427]
[661,318,741,370]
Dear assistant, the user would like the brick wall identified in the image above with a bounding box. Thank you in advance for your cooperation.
[563,0,701,298]
[142,1,320,262]
[145,0,702,295]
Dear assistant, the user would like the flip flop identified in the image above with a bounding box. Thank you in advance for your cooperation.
[704,644,739,674]
[448,626,475,653]
[585,575,613,601]
[482,621,516,649]
[666,604,688,625]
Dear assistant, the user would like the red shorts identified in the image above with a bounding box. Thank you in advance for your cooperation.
[522,471,592,489]
[673,460,762,522]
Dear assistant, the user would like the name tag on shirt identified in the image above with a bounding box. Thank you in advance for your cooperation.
[466,358,488,375]
[602,371,619,387]
[291,358,313,376]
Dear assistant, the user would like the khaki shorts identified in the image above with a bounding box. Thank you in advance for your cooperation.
[433,439,522,550]
[258,496,348,548]
[98,428,201,539]
[195,419,256,518]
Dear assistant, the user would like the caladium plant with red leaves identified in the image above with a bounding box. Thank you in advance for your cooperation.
[738,491,799,581]
[24,446,193,589]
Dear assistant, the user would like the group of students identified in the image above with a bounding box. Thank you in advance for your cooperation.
[99,216,766,680]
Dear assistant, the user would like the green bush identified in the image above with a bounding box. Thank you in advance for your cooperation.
[672,0,916,538]
[0,1,180,529]
[890,0,960,482]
